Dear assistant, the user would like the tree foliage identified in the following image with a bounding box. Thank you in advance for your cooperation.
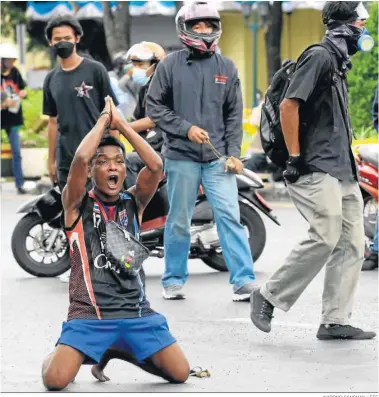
[348,1,378,134]
[1,2,27,37]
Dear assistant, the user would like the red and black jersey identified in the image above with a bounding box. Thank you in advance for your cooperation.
[65,190,154,321]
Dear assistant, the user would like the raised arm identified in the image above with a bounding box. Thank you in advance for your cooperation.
[62,97,112,226]
[110,99,162,220]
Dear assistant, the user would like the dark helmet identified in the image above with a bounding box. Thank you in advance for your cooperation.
[175,2,222,54]
[322,1,369,27]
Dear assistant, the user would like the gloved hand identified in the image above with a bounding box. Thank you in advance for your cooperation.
[283,155,301,184]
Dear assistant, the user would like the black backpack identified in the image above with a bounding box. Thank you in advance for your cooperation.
[259,43,348,168]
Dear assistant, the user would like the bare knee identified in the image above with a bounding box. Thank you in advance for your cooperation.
[43,369,71,391]
[169,360,190,384]
[42,356,74,391]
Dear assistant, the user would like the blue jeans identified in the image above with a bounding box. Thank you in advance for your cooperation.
[373,214,378,254]
[5,126,24,188]
[163,158,256,291]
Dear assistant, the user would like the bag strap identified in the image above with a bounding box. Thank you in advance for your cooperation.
[317,42,353,140]
[299,42,352,140]
[89,189,111,223]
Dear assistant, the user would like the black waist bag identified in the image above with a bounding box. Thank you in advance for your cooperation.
[105,220,150,276]
[89,190,150,277]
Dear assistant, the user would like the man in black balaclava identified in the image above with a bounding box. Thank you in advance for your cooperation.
[250,2,376,340]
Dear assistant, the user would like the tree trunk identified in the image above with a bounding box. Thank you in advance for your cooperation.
[264,2,283,84]
[102,1,130,59]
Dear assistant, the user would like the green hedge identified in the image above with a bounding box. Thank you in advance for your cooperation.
[348,2,378,138]
[1,88,48,148]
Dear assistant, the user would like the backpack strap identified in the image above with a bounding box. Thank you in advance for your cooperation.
[317,42,354,140]
[298,42,353,140]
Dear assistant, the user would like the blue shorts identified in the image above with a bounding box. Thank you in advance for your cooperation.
[56,313,176,365]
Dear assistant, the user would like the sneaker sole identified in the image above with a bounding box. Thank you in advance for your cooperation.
[162,293,186,300]
[232,292,251,302]
[317,333,376,340]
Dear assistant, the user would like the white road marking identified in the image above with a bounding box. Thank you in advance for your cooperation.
[216,318,318,329]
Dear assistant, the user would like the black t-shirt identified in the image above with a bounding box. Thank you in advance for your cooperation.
[1,67,26,128]
[285,45,356,181]
[43,58,119,172]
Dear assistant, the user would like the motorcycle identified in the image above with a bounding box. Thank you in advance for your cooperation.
[355,144,378,256]
[11,158,280,277]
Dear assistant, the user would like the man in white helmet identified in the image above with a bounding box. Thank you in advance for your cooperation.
[1,43,27,194]
[146,2,256,302]
[123,41,167,188]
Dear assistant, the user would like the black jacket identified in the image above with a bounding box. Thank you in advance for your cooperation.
[146,49,243,162]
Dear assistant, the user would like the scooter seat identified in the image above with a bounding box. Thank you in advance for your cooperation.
[358,145,379,167]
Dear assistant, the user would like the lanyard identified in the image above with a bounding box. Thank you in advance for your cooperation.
[89,190,117,223]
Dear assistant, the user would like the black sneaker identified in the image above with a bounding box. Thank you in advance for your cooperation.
[250,289,274,333]
[317,324,376,340]
[362,253,378,271]
[17,187,27,195]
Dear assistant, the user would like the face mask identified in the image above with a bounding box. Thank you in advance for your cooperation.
[132,68,148,86]
[346,25,374,55]
[53,41,75,59]
[357,28,374,52]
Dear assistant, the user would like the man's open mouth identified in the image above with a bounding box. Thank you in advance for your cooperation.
[107,175,119,188]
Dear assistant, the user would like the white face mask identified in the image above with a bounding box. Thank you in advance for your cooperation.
[132,68,149,86]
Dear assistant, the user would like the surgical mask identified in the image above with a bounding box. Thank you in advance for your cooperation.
[53,41,75,59]
[132,68,148,86]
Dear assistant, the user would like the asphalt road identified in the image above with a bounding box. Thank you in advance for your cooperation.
[1,186,378,393]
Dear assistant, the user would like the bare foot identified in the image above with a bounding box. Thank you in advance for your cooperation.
[91,365,110,382]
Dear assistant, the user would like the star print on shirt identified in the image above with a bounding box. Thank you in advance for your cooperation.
[75,81,93,98]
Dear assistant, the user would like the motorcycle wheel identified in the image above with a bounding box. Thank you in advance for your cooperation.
[202,203,266,272]
[11,213,70,277]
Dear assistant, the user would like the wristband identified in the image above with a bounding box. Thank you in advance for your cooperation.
[100,111,112,128]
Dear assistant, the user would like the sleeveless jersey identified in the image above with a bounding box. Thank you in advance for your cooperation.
[64,190,154,320]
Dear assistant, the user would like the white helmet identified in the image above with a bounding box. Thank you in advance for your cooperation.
[0,43,19,59]
[125,42,166,64]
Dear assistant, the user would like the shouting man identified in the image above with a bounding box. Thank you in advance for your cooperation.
[41,97,189,390]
